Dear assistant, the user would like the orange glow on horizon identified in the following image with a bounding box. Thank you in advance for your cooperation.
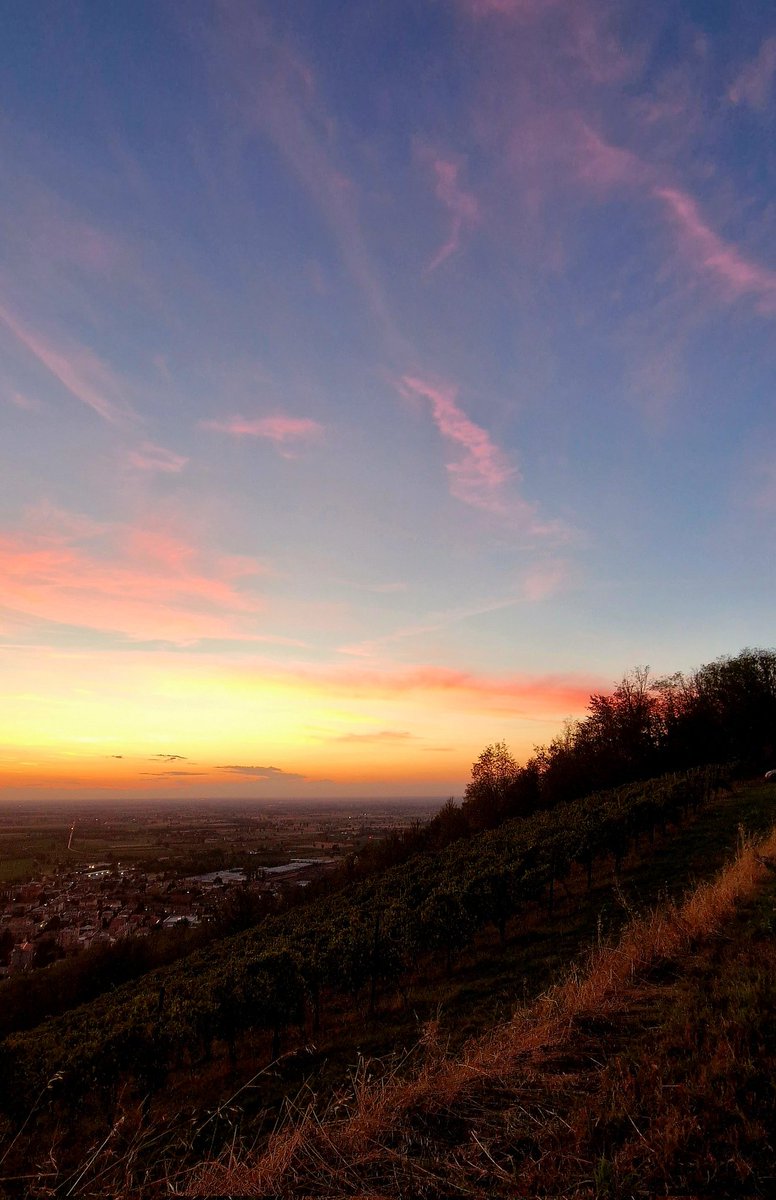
[0,642,600,799]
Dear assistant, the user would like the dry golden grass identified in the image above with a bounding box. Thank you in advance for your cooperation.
[189,824,776,1198]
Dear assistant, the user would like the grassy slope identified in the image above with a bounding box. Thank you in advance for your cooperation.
[144,776,760,1134]
[2,779,774,1197]
[198,795,776,1198]
[273,776,776,1072]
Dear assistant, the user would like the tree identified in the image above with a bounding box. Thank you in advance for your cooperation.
[427,797,469,849]
[461,742,520,831]
[655,649,776,770]
[585,666,661,783]
[212,883,272,933]
[534,670,664,805]
[502,759,542,820]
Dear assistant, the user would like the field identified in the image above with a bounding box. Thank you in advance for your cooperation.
[0,859,36,885]
[0,798,439,884]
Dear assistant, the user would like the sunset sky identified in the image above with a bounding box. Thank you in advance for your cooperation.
[2,1,776,801]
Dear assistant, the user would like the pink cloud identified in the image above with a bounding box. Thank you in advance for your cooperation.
[567,3,639,86]
[19,206,131,280]
[422,153,480,274]
[0,513,266,643]
[520,558,570,601]
[729,37,776,111]
[1,168,138,281]
[399,375,514,512]
[0,302,131,424]
[569,130,776,323]
[50,220,127,276]
[181,652,604,722]
[24,502,107,542]
[575,122,649,191]
[4,391,40,412]
[277,661,604,719]
[127,442,188,473]
[655,186,776,312]
[460,0,637,84]
[200,414,323,445]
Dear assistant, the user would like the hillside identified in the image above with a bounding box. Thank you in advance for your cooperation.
[193,806,776,1198]
[2,775,775,1197]
[0,771,727,1112]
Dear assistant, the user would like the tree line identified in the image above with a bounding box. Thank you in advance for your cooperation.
[358,648,776,858]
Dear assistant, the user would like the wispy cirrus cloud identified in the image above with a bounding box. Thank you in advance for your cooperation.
[202,5,404,353]
[215,656,602,718]
[0,158,148,288]
[4,391,40,412]
[135,647,605,720]
[0,509,266,643]
[460,0,638,84]
[559,117,776,325]
[127,442,188,473]
[654,187,776,313]
[398,375,514,513]
[575,122,648,191]
[520,558,571,601]
[729,37,776,111]
[420,150,480,274]
[0,301,132,425]
[339,570,571,659]
[200,414,323,446]
[306,662,603,719]
[397,374,567,536]
[365,666,594,711]
[452,2,736,321]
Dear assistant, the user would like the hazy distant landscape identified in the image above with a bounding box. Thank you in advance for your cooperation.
[0,797,439,882]
[0,799,437,981]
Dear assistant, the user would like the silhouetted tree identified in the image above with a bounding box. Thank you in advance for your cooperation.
[462,742,520,830]
[659,648,776,770]
[427,797,469,848]
[503,758,543,819]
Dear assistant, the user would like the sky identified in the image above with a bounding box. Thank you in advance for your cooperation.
[1,0,776,802]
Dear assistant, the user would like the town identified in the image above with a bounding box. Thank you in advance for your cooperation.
[0,799,439,977]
